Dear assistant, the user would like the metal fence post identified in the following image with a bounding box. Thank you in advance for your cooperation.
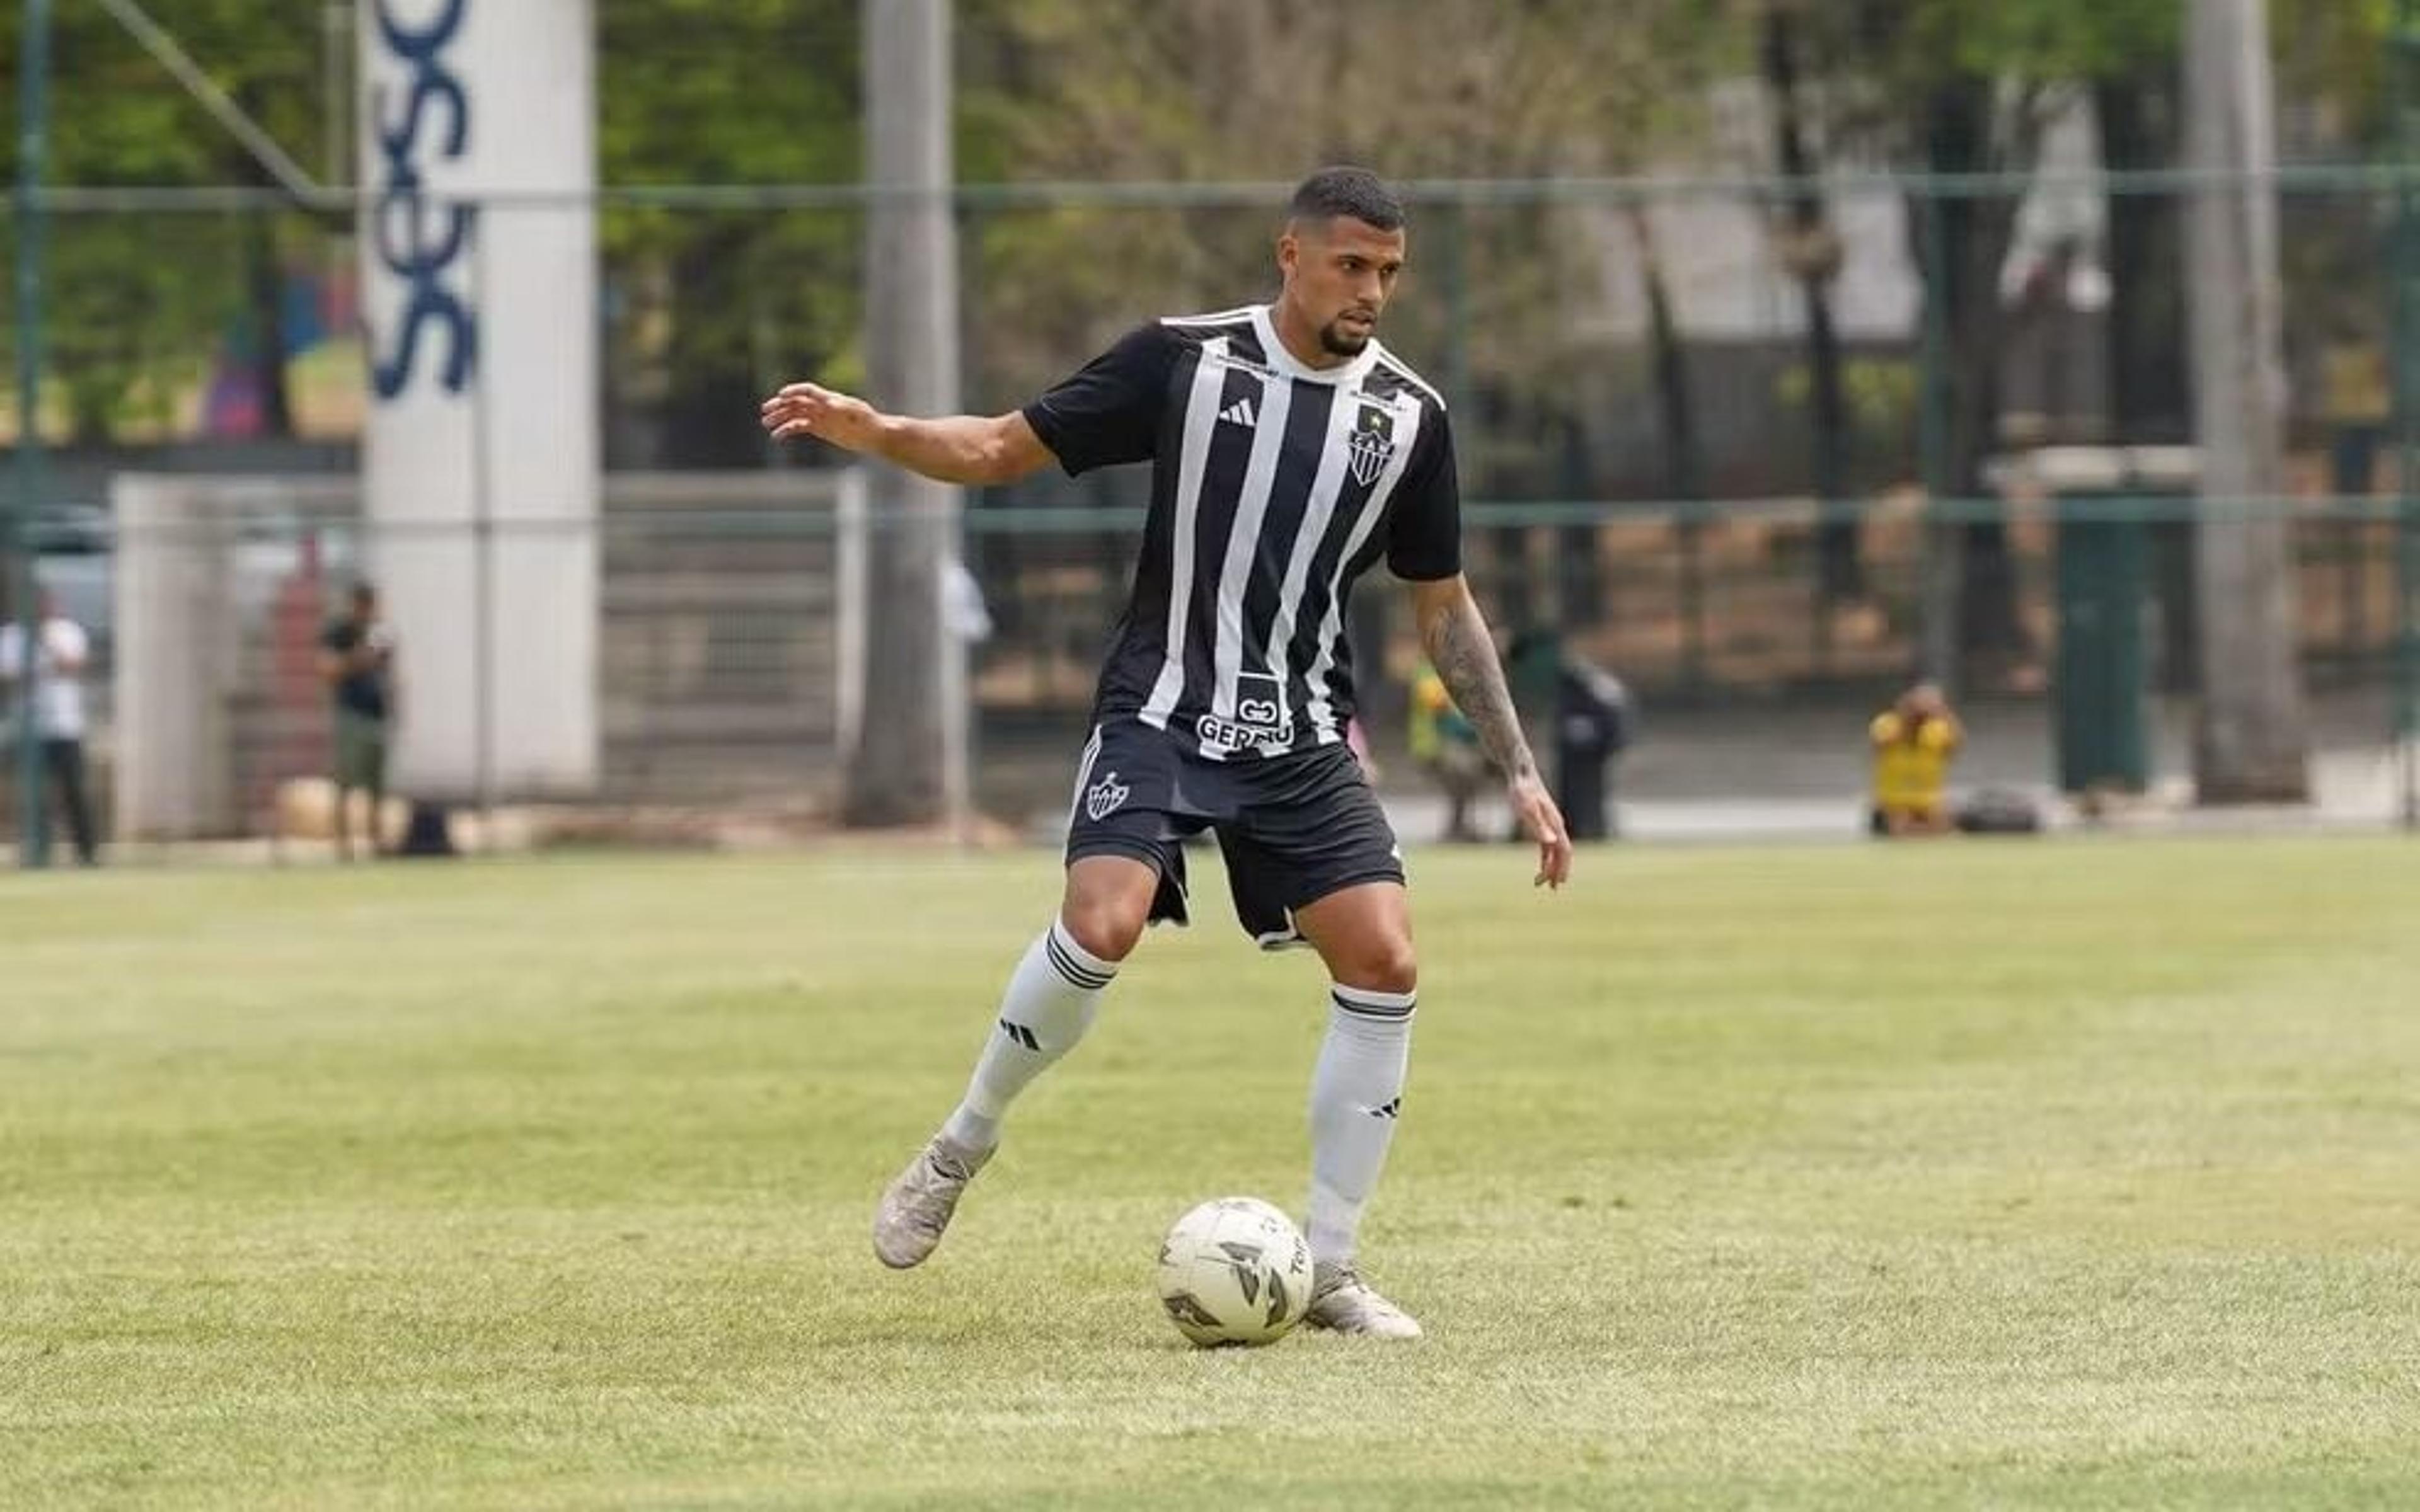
[1678,497,1707,696]
[2396,0,2420,828]
[461,203,498,852]
[1441,193,1473,420]
[12,0,56,868]
[1915,182,1956,694]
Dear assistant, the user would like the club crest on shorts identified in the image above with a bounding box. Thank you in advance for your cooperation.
[1348,401,1398,486]
[1085,769,1131,822]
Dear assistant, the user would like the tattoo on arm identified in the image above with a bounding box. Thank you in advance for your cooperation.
[1424,595,1537,782]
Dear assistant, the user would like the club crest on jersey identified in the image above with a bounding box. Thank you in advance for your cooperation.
[1085,769,1131,822]
[1348,402,1398,486]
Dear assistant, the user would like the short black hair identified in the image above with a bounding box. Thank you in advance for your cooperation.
[1288,166,1404,233]
[350,580,378,604]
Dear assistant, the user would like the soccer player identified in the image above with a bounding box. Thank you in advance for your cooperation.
[760,166,1570,1339]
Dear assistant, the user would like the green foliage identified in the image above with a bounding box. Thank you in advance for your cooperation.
[1778,355,1918,476]
[594,1,862,452]
[2279,0,2397,147]
[1,0,2396,449]
[1908,0,2178,83]
[0,6,306,438]
[954,0,1752,432]
[1800,0,2181,152]
[4,1,869,444]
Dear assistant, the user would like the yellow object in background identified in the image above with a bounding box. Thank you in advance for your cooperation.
[1870,711,1962,815]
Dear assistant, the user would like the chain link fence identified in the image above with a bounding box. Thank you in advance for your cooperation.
[5,171,2418,854]
[0,486,2407,859]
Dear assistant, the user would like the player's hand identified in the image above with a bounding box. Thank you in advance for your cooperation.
[1507,772,1572,890]
[760,382,885,453]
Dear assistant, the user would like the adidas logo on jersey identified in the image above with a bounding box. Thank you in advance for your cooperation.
[1218,396,1259,428]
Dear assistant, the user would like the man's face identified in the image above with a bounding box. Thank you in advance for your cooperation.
[1279,215,1407,357]
[353,592,378,623]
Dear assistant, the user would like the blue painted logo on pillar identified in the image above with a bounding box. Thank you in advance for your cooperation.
[369,0,476,400]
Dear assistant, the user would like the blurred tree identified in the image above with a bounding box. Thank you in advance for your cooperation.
[1761,1,1860,602]
[0,3,334,442]
[596,0,861,466]
[2276,0,2394,147]
[181,0,332,441]
[957,0,1741,408]
[1,1,863,457]
[1782,0,2177,678]
[4,0,2390,488]
[1799,0,2378,713]
[2183,0,2309,803]
[1625,202,1710,690]
[2096,66,2189,446]
[956,0,1749,641]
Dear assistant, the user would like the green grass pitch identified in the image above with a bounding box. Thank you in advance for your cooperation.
[5,836,2417,1509]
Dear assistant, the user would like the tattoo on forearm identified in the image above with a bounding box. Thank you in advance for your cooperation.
[1426,598,1536,781]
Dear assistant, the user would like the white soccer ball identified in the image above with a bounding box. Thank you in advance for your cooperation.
[1155,1196,1315,1348]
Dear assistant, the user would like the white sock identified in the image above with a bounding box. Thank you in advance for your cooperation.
[940,919,1117,1152]
[1305,983,1415,1266]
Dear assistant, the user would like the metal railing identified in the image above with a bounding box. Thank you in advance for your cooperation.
[1,488,2410,861]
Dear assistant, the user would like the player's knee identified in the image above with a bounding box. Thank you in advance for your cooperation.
[1334,937,1419,997]
[1058,895,1148,964]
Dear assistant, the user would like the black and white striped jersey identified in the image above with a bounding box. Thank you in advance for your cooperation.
[1022,304,1460,762]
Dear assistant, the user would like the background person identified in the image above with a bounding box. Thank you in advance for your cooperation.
[1554,651,1632,842]
[0,587,100,866]
[1508,631,1634,842]
[320,581,397,861]
[1409,658,1489,842]
[1869,682,1962,837]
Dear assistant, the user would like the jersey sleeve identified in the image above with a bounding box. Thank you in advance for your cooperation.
[1385,407,1462,581]
[1020,323,1178,476]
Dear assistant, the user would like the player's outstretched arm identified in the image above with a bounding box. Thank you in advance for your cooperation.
[1409,575,1572,890]
[759,382,1054,487]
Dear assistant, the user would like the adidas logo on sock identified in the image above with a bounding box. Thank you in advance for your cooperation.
[1218,396,1259,428]
[1369,1097,1402,1120]
[998,1019,1040,1051]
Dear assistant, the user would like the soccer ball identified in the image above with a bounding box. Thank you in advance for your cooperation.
[1155,1196,1314,1348]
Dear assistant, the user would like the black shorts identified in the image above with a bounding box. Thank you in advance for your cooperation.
[1064,718,1405,948]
